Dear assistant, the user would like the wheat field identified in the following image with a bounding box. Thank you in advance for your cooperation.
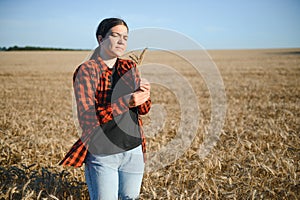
[0,49,299,199]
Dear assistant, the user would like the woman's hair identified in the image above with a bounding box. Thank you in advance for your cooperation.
[96,18,128,40]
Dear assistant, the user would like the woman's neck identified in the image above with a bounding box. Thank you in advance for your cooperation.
[103,57,117,69]
[99,49,117,69]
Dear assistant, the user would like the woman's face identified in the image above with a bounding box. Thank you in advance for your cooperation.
[99,25,128,59]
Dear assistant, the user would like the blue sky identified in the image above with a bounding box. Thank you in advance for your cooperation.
[0,0,299,49]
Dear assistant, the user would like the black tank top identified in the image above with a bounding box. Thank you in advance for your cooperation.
[88,66,142,155]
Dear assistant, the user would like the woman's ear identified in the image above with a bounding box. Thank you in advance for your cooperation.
[97,35,103,44]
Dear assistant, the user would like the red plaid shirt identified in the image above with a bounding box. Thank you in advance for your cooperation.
[59,55,151,167]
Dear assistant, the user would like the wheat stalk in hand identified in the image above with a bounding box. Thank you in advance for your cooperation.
[128,48,148,66]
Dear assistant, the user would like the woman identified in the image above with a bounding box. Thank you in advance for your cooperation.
[60,18,151,200]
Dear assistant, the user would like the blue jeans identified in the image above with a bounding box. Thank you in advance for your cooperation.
[84,145,144,200]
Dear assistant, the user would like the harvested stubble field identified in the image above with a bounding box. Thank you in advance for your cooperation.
[0,49,299,199]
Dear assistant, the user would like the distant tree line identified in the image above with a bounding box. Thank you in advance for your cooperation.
[0,45,90,51]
